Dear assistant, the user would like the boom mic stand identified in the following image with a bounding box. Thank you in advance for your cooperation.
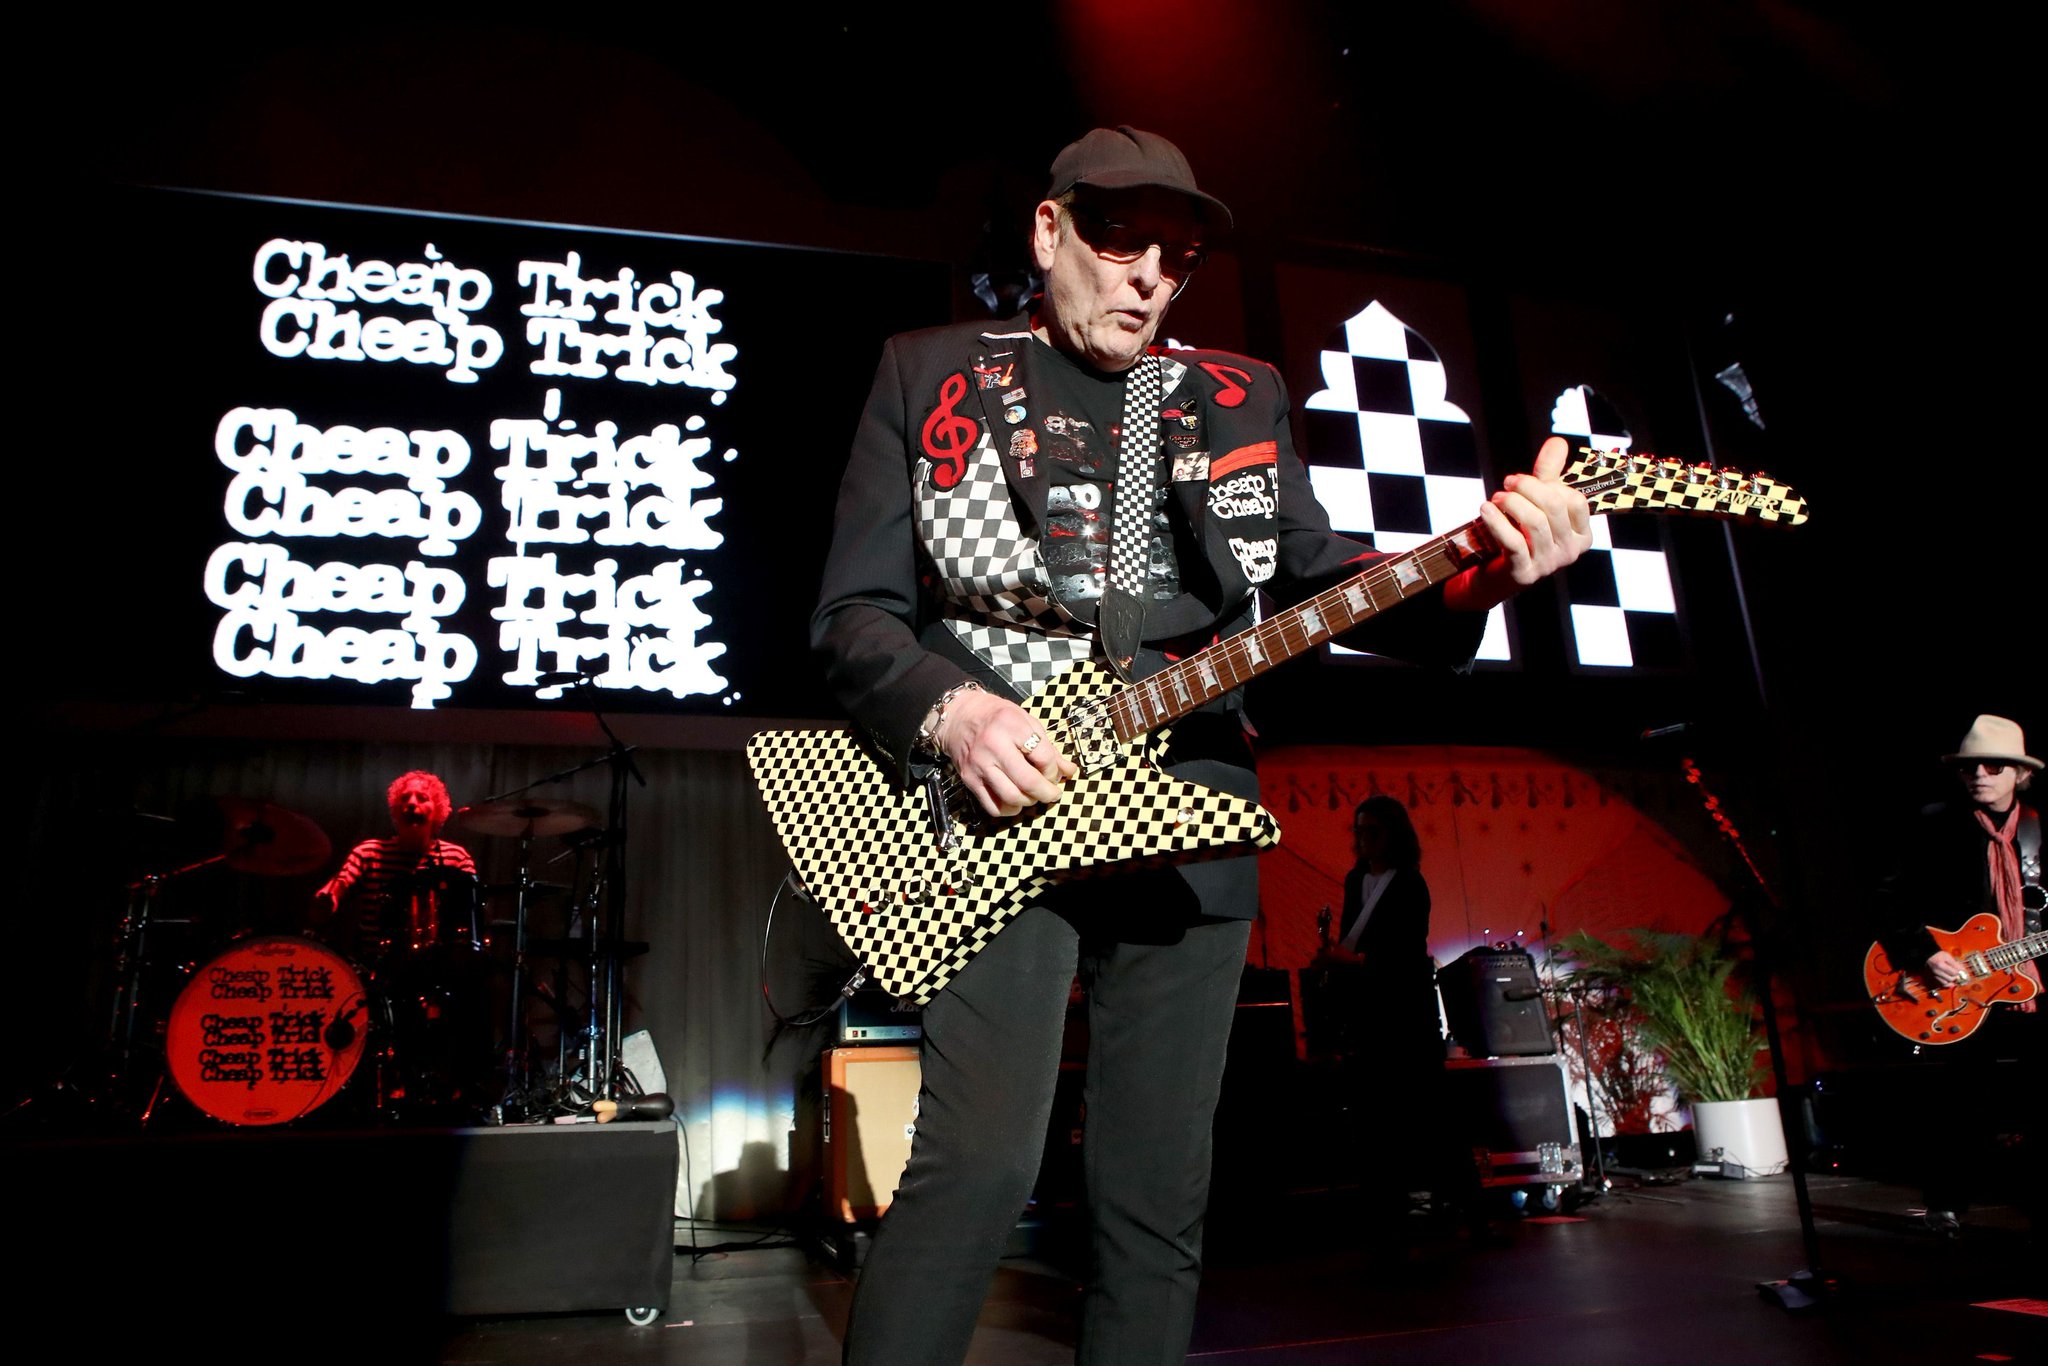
[543,671,647,1106]
[470,727,638,1117]
[1669,747,1830,1310]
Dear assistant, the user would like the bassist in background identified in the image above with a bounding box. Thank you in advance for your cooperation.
[812,125,1591,1366]
[1316,796,1458,1252]
[1874,713,2041,1239]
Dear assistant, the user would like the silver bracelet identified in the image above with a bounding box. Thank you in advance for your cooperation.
[915,680,984,758]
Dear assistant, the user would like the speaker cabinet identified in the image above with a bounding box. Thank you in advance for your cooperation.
[1446,1055,1583,1189]
[11,1121,679,1346]
[822,1045,921,1222]
[1438,947,1555,1057]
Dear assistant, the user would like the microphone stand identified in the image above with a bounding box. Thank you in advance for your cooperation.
[1671,748,1830,1310]
[471,738,638,1118]
[587,695,645,1103]
[523,669,647,1106]
[1538,903,1608,1201]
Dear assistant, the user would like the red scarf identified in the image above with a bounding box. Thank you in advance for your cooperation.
[1975,804,2041,1008]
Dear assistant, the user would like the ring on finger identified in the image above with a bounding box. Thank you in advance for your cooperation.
[1019,732,1042,755]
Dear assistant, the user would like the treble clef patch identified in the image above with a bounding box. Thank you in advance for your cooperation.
[921,372,978,490]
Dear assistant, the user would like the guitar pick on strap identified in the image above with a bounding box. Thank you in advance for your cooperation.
[1099,354,1163,682]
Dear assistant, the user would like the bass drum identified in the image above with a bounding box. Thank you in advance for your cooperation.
[165,936,369,1126]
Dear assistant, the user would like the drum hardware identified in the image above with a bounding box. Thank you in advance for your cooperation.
[369,934,496,1123]
[454,797,602,841]
[205,796,334,878]
[460,703,647,1121]
[458,768,620,1123]
[108,798,333,1094]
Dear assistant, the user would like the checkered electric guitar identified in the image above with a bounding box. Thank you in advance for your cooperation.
[749,450,1808,1004]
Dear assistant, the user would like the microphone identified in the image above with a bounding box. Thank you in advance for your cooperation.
[593,1093,675,1123]
[1639,722,1691,741]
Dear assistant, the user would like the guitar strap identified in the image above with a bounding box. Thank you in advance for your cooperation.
[2022,807,2042,935]
[1099,354,1163,682]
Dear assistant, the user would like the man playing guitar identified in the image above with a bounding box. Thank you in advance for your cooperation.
[1872,714,2041,1239]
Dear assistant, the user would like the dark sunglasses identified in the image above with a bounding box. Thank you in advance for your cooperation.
[1067,205,1208,283]
[1956,760,2011,775]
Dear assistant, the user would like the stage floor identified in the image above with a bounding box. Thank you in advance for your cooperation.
[425,1173,2042,1364]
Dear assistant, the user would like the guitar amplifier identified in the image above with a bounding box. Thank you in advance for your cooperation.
[821,1046,921,1222]
[1438,947,1555,1057]
[839,984,922,1043]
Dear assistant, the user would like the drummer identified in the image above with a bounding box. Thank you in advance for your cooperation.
[313,771,478,960]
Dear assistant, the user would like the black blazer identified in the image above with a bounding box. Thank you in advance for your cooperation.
[811,317,1485,778]
[1877,799,2040,967]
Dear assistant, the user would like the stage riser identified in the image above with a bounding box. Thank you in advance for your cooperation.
[12,1121,677,1340]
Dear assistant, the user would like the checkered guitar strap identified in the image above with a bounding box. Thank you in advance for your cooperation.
[1098,354,1163,682]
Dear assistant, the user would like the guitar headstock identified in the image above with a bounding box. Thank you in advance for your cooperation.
[1562,447,1809,525]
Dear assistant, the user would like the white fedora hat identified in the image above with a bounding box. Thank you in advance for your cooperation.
[1941,714,2043,771]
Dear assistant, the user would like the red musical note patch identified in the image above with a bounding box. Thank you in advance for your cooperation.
[921,372,978,489]
[1199,362,1254,408]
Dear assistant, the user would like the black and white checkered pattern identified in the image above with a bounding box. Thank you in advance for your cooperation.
[746,657,1280,1003]
[1300,301,1503,658]
[1106,356,1163,598]
[916,428,1091,695]
[1549,385,1681,670]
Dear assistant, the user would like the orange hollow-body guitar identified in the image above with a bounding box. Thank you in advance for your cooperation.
[1865,913,2045,1044]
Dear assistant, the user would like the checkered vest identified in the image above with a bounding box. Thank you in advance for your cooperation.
[914,343,1286,698]
[915,417,1092,698]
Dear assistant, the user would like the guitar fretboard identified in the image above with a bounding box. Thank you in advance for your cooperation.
[1107,521,1492,742]
[1983,929,2048,972]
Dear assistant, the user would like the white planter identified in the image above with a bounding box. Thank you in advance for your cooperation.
[1691,1097,1789,1177]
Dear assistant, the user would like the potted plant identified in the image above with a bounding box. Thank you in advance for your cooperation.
[1560,928,1786,1177]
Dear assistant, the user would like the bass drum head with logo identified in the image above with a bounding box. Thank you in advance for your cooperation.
[165,935,369,1126]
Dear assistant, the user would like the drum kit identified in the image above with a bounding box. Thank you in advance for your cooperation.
[84,786,642,1133]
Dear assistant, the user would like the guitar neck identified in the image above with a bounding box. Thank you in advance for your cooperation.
[1107,520,1493,742]
[1097,446,1808,744]
[1983,927,2048,973]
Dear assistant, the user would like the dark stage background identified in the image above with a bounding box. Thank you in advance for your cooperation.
[22,6,2036,1213]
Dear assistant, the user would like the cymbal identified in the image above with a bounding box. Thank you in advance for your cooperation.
[455,797,601,839]
[212,797,332,877]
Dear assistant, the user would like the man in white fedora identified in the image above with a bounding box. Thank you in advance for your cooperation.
[1876,713,2041,1239]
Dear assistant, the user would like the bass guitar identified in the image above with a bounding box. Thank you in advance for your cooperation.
[748,448,1808,1004]
[1865,914,2046,1044]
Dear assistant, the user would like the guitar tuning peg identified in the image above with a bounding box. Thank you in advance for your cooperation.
[1717,467,1743,489]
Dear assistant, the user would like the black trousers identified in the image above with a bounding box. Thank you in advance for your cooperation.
[1918,1009,2042,1221]
[843,886,1253,1366]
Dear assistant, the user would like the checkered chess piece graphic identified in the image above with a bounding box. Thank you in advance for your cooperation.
[1302,301,1505,659]
[1550,384,1681,670]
